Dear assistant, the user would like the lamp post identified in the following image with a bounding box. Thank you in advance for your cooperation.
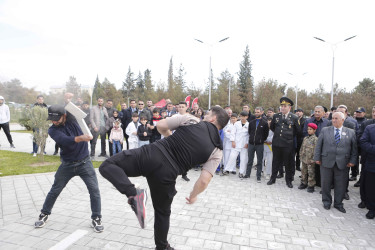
[313,35,356,108]
[195,37,229,109]
[288,72,307,109]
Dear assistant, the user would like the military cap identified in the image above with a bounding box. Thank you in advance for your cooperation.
[356,107,366,113]
[280,97,293,106]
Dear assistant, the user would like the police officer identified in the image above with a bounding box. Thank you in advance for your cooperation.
[267,97,299,188]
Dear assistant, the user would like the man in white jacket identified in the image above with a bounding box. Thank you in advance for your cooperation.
[0,96,15,148]
[224,111,249,178]
[126,112,140,149]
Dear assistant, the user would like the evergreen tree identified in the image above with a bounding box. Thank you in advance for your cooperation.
[65,76,81,97]
[135,71,145,100]
[144,69,154,101]
[122,66,135,103]
[237,45,253,106]
[92,75,102,103]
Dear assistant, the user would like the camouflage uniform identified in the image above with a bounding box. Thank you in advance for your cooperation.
[299,134,318,187]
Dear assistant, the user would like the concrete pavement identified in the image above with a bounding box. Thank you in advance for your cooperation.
[1,124,375,249]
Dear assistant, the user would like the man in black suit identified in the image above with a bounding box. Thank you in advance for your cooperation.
[267,97,299,188]
[314,112,357,213]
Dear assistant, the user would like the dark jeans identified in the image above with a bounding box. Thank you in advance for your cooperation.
[0,122,13,144]
[107,130,113,156]
[271,145,294,182]
[99,145,178,250]
[41,157,101,219]
[246,144,264,178]
[91,127,106,155]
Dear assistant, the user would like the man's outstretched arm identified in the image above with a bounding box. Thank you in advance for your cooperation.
[186,170,213,204]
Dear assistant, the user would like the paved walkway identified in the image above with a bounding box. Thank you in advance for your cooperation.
[1,124,375,249]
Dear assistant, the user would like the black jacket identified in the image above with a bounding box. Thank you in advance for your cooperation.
[137,124,152,141]
[248,117,269,145]
[270,112,299,147]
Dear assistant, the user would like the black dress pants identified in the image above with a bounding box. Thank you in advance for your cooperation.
[363,170,375,210]
[271,145,294,182]
[99,145,178,250]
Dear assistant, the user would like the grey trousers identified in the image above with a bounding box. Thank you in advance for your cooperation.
[321,164,349,208]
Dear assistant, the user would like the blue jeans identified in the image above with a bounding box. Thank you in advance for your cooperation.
[246,144,264,178]
[112,140,122,155]
[41,157,101,219]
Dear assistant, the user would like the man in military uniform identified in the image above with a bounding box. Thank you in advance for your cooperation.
[267,97,299,188]
[295,108,306,172]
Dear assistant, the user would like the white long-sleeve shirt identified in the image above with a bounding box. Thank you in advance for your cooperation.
[223,122,235,150]
[230,121,249,150]
[126,121,140,143]
[0,103,10,124]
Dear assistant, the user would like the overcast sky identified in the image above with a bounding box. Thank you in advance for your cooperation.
[0,0,374,95]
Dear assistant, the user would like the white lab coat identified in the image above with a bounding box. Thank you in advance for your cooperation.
[263,130,274,175]
[225,121,249,175]
[126,121,140,149]
[223,121,235,167]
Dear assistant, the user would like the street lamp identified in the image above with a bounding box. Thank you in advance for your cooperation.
[195,37,229,109]
[288,72,307,109]
[313,35,357,108]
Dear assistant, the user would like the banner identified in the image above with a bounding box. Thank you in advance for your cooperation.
[184,95,191,108]
[191,97,198,108]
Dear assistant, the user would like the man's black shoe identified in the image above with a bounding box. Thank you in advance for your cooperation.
[155,244,175,250]
[10,143,15,148]
[182,175,190,181]
[243,175,250,179]
[334,206,346,213]
[276,173,284,179]
[223,171,229,175]
[307,186,314,193]
[358,201,366,209]
[354,181,360,187]
[286,182,293,188]
[257,177,261,183]
[296,167,301,171]
[53,151,58,156]
[344,192,350,200]
[231,171,236,175]
[267,179,275,185]
[90,151,95,157]
[319,190,322,194]
[128,188,148,229]
[298,183,307,189]
[349,176,357,181]
[366,210,375,219]
[323,204,331,210]
[34,213,49,228]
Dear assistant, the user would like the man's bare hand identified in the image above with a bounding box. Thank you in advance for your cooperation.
[244,144,248,149]
[186,196,197,204]
[316,161,321,165]
[94,127,99,132]
[232,141,236,148]
[347,163,354,167]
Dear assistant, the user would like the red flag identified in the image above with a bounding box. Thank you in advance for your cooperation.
[184,95,191,107]
[191,97,198,108]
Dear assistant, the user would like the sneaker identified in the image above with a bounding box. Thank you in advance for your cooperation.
[33,153,37,157]
[91,217,104,233]
[10,143,15,148]
[34,213,49,228]
[257,177,261,183]
[128,188,148,229]
[239,174,244,179]
[231,171,236,175]
[182,175,190,182]
[307,186,315,193]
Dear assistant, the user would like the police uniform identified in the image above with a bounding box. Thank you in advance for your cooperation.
[267,97,299,188]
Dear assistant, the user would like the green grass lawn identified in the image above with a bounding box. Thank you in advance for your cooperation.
[0,150,102,177]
